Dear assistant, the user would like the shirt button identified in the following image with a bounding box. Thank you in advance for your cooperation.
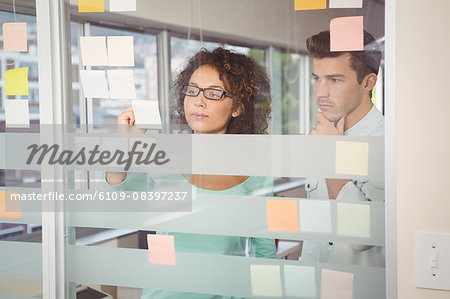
[307,184,310,188]
[328,242,334,246]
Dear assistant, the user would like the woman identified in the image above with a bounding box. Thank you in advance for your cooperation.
[105,48,275,298]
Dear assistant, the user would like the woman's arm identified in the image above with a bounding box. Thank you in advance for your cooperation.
[106,107,145,185]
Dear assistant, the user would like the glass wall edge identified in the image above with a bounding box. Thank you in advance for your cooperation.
[385,0,398,298]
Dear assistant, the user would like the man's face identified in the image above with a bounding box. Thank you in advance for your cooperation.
[312,54,366,123]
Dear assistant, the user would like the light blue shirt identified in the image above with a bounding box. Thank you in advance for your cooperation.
[302,105,385,267]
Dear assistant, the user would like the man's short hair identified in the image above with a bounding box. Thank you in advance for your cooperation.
[306,30,382,83]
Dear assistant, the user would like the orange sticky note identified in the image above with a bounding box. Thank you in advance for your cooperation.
[3,23,27,52]
[295,0,326,10]
[0,191,21,219]
[78,0,104,12]
[266,200,298,232]
[147,234,176,265]
[330,16,364,51]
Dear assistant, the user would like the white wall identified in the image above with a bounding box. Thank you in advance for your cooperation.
[396,0,450,298]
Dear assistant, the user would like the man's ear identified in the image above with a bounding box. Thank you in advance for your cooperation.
[232,103,244,118]
[363,73,378,92]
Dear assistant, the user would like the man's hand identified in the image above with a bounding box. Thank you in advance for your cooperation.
[310,112,349,198]
[311,112,346,135]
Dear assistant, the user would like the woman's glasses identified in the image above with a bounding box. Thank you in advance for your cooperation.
[182,85,232,101]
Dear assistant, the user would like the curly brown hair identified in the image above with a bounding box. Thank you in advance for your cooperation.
[175,47,271,134]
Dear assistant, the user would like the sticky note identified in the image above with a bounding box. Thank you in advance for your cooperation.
[330,16,364,51]
[2,22,27,52]
[80,36,108,66]
[250,265,282,297]
[78,0,104,12]
[295,0,326,10]
[5,68,29,95]
[107,36,135,66]
[321,269,354,299]
[107,69,136,99]
[329,0,363,8]
[299,200,332,233]
[131,100,163,129]
[109,0,136,11]
[266,199,298,232]
[4,100,30,128]
[147,234,176,265]
[337,203,370,238]
[79,70,110,98]
[284,265,317,298]
[0,191,21,219]
[335,141,369,175]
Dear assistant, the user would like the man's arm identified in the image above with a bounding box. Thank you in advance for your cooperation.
[311,112,349,199]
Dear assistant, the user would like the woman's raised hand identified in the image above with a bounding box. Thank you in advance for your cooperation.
[117,106,146,134]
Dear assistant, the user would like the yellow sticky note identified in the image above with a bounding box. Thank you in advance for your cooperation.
[337,203,370,238]
[266,199,298,232]
[250,265,282,297]
[330,16,364,51]
[0,191,22,219]
[3,22,28,52]
[78,0,104,12]
[335,141,368,176]
[147,234,176,265]
[295,0,326,10]
[5,68,29,96]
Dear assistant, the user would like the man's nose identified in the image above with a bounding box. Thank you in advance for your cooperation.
[315,81,329,98]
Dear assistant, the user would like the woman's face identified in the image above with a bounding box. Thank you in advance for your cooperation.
[184,65,239,134]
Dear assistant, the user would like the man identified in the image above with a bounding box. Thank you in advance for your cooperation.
[301,30,385,267]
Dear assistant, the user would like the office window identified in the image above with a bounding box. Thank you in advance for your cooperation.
[76,25,158,127]
[272,49,302,135]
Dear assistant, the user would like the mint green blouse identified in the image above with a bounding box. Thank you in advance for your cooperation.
[102,173,277,298]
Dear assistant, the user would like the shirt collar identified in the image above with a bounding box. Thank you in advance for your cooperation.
[344,105,384,136]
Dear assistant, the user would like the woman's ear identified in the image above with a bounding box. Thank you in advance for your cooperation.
[232,103,244,118]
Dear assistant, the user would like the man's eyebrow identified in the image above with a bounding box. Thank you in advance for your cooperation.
[325,74,345,78]
[188,82,198,86]
[311,73,345,78]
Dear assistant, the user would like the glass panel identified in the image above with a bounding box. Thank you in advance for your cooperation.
[60,1,386,298]
[0,9,43,299]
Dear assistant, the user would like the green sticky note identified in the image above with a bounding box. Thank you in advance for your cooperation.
[299,200,332,233]
[284,265,317,297]
[337,203,371,238]
[5,67,29,95]
[335,141,369,176]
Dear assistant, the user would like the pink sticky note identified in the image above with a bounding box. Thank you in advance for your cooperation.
[330,16,364,51]
[3,22,27,52]
[147,234,176,265]
[321,269,354,299]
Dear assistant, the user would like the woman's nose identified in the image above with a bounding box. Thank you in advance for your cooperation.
[194,91,207,107]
